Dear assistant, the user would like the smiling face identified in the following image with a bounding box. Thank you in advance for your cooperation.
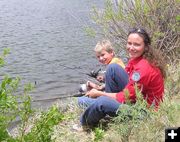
[126,33,145,59]
[95,49,114,65]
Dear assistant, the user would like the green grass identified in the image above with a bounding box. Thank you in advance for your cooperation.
[50,63,180,142]
[2,56,180,142]
[48,94,180,142]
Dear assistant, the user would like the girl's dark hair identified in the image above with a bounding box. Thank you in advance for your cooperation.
[128,28,151,46]
[128,28,166,79]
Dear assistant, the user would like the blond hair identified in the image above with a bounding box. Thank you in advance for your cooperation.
[94,39,115,54]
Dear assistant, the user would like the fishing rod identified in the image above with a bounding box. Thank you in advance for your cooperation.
[59,63,103,79]
[42,57,103,79]
[30,92,85,102]
[30,68,104,102]
[17,92,85,103]
[30,68,104,103]
[86,68,101,78]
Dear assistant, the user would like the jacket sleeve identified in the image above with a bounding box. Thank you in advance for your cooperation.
[116,69,146,103]
[116,58,153,104]
[116,81,137,103]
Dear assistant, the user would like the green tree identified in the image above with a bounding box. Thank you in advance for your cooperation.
[89,0,180,63]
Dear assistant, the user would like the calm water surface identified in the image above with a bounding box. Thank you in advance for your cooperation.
[0,0,106,107]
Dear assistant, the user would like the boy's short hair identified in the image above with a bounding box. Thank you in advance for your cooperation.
[94,39,114,53]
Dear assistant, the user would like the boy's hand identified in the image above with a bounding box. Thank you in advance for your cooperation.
[96,75,104,82]
[86,81,96,90]
[87,81,104,91]
[85,89,102,98]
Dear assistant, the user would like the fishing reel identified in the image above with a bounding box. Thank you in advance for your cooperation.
[86,68,101,79]
[79,68,102,93]
[75,68,105,97]
[79,83,88,93]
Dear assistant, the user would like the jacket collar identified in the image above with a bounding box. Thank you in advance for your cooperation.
[128,56,143,65]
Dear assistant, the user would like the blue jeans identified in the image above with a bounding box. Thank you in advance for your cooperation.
[105,63,128,93]
[78,63,128,126]
[78,96,97,109]
[80,96,121,126]
[78,63,128,108]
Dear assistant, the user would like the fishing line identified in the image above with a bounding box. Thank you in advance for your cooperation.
[18,92,85,103]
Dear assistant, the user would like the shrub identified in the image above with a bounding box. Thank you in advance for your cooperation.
[89,0,180,63]
[0,49,35,141]
[109,82,180,142]
[23,106,64,142]
[0,49,64,142]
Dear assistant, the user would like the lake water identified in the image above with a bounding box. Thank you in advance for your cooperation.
[0,0,108,106]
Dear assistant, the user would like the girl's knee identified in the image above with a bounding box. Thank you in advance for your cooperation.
[96,96,119,109]
[78,96,88,108]
[78,96,96,108]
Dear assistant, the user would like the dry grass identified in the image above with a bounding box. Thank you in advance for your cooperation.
[50,63,180,142]
[50,97,180,142]
[9,63,180,142]
[51,98,96,142]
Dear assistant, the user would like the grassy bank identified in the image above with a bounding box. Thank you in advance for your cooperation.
[9,63,179,142]
[52,94,180,142]
[47,62,180,142]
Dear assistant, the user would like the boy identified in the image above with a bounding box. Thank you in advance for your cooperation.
[78,39,128,108]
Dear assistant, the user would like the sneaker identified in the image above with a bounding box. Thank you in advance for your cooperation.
[72,124,91,132]
[72,124,84,132]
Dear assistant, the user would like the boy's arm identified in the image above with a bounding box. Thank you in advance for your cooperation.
[87,81,104,91]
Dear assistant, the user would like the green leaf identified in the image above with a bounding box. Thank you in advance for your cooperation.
[176,15,180,21]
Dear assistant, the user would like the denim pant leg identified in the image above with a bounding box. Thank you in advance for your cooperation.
[78,96,97,109]
[80,96,121,126]
[105,63,128,93]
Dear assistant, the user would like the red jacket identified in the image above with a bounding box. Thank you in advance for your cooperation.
[116,56,164,107]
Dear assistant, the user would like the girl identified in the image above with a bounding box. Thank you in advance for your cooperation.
[79,28,166,128]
